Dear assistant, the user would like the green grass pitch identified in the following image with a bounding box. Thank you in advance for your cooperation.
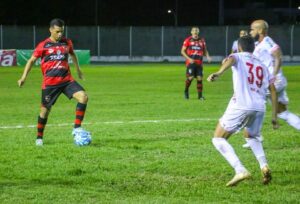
[0,63,299,203]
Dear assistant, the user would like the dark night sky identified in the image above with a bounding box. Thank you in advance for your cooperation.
[0,0,299,26]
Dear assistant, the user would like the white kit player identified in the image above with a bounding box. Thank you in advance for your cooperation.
[250,20,300,131]
[207,35,279,187]
[231,30,248,53]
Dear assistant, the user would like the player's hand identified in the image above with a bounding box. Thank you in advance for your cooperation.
[271,119,279,129]
[189,59,195,64]
[207,73,218,82]
[17,79,25,87]
[207,56,212,63]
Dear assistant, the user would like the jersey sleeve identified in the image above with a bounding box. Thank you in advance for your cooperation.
[265,37,280,54]
[228,53,238,67]
[182,38,189,48]
[32,42,44,58]
[231,41,238,53]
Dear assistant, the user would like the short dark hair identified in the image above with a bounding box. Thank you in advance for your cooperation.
[50,18,65,27]
[238,35,255,52]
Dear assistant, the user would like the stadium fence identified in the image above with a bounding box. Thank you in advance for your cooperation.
[1,25,299,62]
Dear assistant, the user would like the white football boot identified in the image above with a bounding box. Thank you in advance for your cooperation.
[226,170,251,187]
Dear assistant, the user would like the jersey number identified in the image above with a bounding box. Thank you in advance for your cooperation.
[246,62,263,88]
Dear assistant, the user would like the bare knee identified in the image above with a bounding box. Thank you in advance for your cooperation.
[40,106,51,118]
[196,76,203,81]
[74,91,88,104]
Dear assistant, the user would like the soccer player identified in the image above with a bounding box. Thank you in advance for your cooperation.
[239,20,300,148]
[181,26,212,100]
[207,35,278,187]
[17,18,90,146]
[231,30,248,53]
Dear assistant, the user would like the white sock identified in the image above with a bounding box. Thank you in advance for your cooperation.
[212,138,246,173]
[278,110,300,130]
[247,138,268,169]
[245,136,263,143]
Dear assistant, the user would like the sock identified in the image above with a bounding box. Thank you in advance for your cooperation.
[74,103,87,128]
[278,110,300,130]
[197,80,203,98]
[185,79,192,92]
[245,136,263,143]
[37,116,47,139]
[247,137,268,169]
[212,138,246,174]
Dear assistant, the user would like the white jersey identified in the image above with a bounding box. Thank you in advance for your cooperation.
[253,36,284,79]
[228,52,275,112]
[231,40,238,53]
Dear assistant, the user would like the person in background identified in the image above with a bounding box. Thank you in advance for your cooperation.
[231,30,248,53]
[181,26,212,100]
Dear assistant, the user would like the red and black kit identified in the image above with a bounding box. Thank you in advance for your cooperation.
[33,37,84,108]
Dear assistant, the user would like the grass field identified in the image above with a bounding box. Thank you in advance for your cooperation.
[0,63,299,203]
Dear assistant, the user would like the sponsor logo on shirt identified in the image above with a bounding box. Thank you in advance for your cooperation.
[48,50,66,60]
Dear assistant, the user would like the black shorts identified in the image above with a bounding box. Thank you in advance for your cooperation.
[41,81,84,109]
[186,63,203,77]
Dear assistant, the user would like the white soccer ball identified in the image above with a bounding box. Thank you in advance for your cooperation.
[74,131,92,146]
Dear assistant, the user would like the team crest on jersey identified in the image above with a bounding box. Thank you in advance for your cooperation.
[45,95,51,103]
[56,50,61,55]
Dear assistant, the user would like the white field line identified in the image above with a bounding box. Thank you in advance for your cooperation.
[0,118,215,130]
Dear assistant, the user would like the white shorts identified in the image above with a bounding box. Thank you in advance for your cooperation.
[219,108,265,138]
[267,76,289,105]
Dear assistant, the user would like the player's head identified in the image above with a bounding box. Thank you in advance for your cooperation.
[239,30,248,37]
[238,35,255,53]
[191,26,200,39]
[49,18,65,42]
[250,19,268,41]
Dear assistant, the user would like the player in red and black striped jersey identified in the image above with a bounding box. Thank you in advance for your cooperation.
[181,26,212,100]
[18,18,89,146]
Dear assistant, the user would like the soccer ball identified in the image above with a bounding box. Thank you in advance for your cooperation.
[73,128,92,146]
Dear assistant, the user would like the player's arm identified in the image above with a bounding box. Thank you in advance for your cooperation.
[181,46,194,64]
[268,83,279,129]
[207,56,235,82]
[17,55,37,87]
[204,47,212,63]
[69,52,84,80]
[271,47,282,76]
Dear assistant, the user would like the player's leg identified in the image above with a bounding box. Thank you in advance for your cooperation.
[36,87,62,146]
[275,82,300,130]
[278,103,300,131]
[73,90,88,129]
[184,64,195,99]
[245,111,271,184]
[212,108,251,186]
[36,106,51,146]
[242,129,263,149]
[196,65,204,100]
[63,81,89,132]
